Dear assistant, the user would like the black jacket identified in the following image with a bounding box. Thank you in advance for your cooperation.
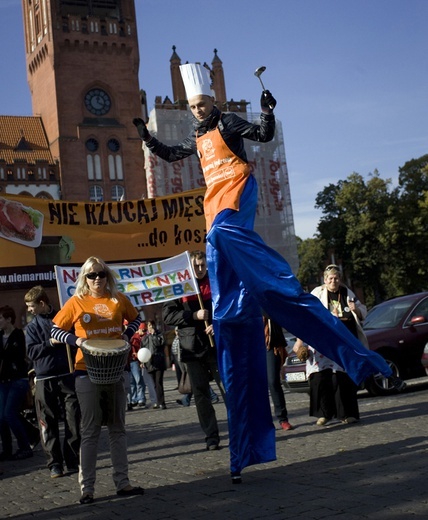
[145,106,275,165]
[141,330,166,372]
[26,308,72,379]
[0,328,28,382]
[162,276,214,363]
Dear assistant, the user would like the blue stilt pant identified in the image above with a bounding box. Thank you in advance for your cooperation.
[206,175,391,475]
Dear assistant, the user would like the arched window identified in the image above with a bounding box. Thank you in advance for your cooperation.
[36,191,53,200]
[111,185,125,201]
[107,138,123,180]
[94,155,102,180]
[86,138,102,180]
[87,155,94,180]
[89,185,103,202]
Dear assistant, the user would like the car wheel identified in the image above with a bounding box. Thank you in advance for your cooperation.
[364,354,402,396]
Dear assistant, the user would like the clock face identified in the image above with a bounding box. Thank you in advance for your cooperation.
[84,89,111,116]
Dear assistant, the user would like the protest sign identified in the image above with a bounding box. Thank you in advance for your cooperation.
[54,251,200,308]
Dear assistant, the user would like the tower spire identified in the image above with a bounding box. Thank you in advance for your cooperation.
[211,49,226,105]
[170,45,186,105]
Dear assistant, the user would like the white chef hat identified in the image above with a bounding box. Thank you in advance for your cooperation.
[179,63,213,100]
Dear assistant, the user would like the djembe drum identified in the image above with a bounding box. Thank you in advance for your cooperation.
[80,339,130,425]
[81,339,130,385]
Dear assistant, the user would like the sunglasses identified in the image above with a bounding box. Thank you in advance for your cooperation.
[85,271,107,280]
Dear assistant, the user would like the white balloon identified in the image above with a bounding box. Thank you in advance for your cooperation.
[137,347,151,363]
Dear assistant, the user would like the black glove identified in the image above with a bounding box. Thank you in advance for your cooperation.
[133,118,150,141]
[260,90,277,113]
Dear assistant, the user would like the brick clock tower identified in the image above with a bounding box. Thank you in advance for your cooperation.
[21,0,146,201]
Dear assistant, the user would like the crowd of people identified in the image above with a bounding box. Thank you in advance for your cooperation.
[0,61,406,499]
[0,252,406,501]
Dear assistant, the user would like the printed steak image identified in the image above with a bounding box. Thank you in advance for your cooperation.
[0,197,37,241]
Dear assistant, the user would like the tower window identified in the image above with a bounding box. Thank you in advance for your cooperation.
[89,185,103,202]
[111,185,125,201]
[107,138,120,152]
[108,154,123,180]
[87,154,102,180]
[86,138,99,152]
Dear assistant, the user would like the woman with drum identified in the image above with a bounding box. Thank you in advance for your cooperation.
[51,256,144,504]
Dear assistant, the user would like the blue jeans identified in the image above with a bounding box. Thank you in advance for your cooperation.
[129,361,146,404]
[0,378,31,451]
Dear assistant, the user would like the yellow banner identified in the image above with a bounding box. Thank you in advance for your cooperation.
[0,190,206,268]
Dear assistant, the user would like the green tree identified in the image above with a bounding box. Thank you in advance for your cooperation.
[296,236,326,290]
[394,154,428,292]
[333,171,399,305]
[302,154,428,306]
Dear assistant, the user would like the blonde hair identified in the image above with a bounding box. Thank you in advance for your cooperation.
[323,264,341,280]
[75,256,118,299]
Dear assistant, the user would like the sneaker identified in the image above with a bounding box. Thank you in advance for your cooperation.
[176,398,191,407]
[280,421,293,431]
[117,485,145,496]
[231,472,242,484]
[388,375,407,392]
[316,417,330,426]
[12,448,33,460]
[66,465,79,474]
[138,401,146,408]
[152,404,159,409]
[79,493,94,505]
[342,417,358,425]
[50,464,64,479]
[211,397,220,404]
[206,439,220,451]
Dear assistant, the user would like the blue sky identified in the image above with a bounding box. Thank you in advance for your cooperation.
[1,0,427,239]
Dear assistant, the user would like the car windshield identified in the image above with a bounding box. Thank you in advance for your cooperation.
[363,300,414,330]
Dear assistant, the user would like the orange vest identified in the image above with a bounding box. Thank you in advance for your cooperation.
[196,124,249,231]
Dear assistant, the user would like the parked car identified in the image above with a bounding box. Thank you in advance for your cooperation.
[282,292,428,396]
[363,292,428,395]
[281,351,309,393]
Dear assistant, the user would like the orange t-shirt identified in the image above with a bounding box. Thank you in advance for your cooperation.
[53,292,138,371]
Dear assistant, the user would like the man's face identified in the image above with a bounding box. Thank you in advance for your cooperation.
[147,323,155,334]
[192,257,207,280]
[26,301,47,316]
[188,95,215,121]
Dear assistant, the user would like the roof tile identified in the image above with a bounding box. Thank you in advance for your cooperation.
[0,116,55,165]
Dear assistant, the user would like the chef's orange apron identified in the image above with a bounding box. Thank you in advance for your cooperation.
[196,124,249,231]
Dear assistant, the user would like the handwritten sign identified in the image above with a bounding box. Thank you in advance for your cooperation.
[55,251,200,308]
